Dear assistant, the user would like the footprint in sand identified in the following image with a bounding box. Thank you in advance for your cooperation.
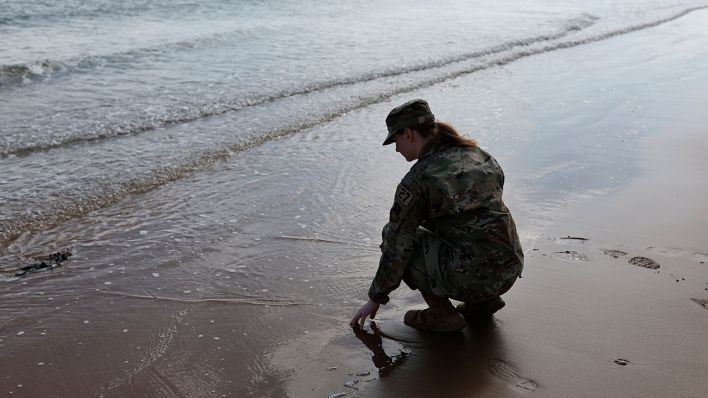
[488,358,539,392]
[690,298,708,310]
[628,256,660,270]
[551,250,588,262]
[646,246,690,256]
[602,249,628,259]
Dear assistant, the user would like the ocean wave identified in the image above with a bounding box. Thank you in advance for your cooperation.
[0,13,599,156]
[0,22,289,92]
[0,0,206,26]
[0,61,65,87]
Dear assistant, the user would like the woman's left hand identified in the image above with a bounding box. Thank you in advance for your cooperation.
[350,300,380,328]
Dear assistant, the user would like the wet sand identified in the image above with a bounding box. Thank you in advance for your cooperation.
[2,8,708,398]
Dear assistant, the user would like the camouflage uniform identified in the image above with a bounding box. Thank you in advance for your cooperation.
[368,141,523,305]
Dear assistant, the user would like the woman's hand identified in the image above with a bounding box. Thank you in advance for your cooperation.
[350,299,380,328]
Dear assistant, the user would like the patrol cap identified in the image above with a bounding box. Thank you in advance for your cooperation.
[383,99,435,145]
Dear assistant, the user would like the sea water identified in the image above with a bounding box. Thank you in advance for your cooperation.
[2,0,707,249]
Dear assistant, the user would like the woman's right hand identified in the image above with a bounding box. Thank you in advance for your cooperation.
[350,299,380,328]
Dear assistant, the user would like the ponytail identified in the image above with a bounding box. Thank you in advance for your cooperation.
[415,121,477,147]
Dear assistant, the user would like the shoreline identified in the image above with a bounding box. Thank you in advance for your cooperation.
[2,7,708,398]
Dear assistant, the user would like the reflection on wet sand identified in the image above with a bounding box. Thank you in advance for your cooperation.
[351,317,521,397]
[352,322,410,375]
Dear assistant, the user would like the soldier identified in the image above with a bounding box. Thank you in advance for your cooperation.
[350,99,524,333]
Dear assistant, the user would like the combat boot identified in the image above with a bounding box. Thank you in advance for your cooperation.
[457,297,505,319]
[403,307,466,333]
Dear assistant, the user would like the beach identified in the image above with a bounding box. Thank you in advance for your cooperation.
[1,1,708,397]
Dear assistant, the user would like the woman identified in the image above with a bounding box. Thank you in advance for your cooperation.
[350,99,524,333]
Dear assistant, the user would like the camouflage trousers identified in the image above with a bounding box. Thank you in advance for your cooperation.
[402,227,518,303]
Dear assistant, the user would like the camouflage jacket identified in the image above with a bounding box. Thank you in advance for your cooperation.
[368,141,524,304]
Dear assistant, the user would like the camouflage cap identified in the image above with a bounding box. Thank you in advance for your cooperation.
[383,99,435,145]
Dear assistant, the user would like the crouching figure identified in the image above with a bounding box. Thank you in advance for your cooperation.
[350,99,523,333]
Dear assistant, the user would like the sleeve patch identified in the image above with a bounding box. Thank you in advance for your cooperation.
[396,186,414,206]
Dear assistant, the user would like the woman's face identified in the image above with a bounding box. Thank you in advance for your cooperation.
[393,129,418,162]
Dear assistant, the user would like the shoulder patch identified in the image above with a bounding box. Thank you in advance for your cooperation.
[396,185,413,205]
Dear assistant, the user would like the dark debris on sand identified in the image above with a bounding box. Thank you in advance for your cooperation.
[14,249,73,277]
